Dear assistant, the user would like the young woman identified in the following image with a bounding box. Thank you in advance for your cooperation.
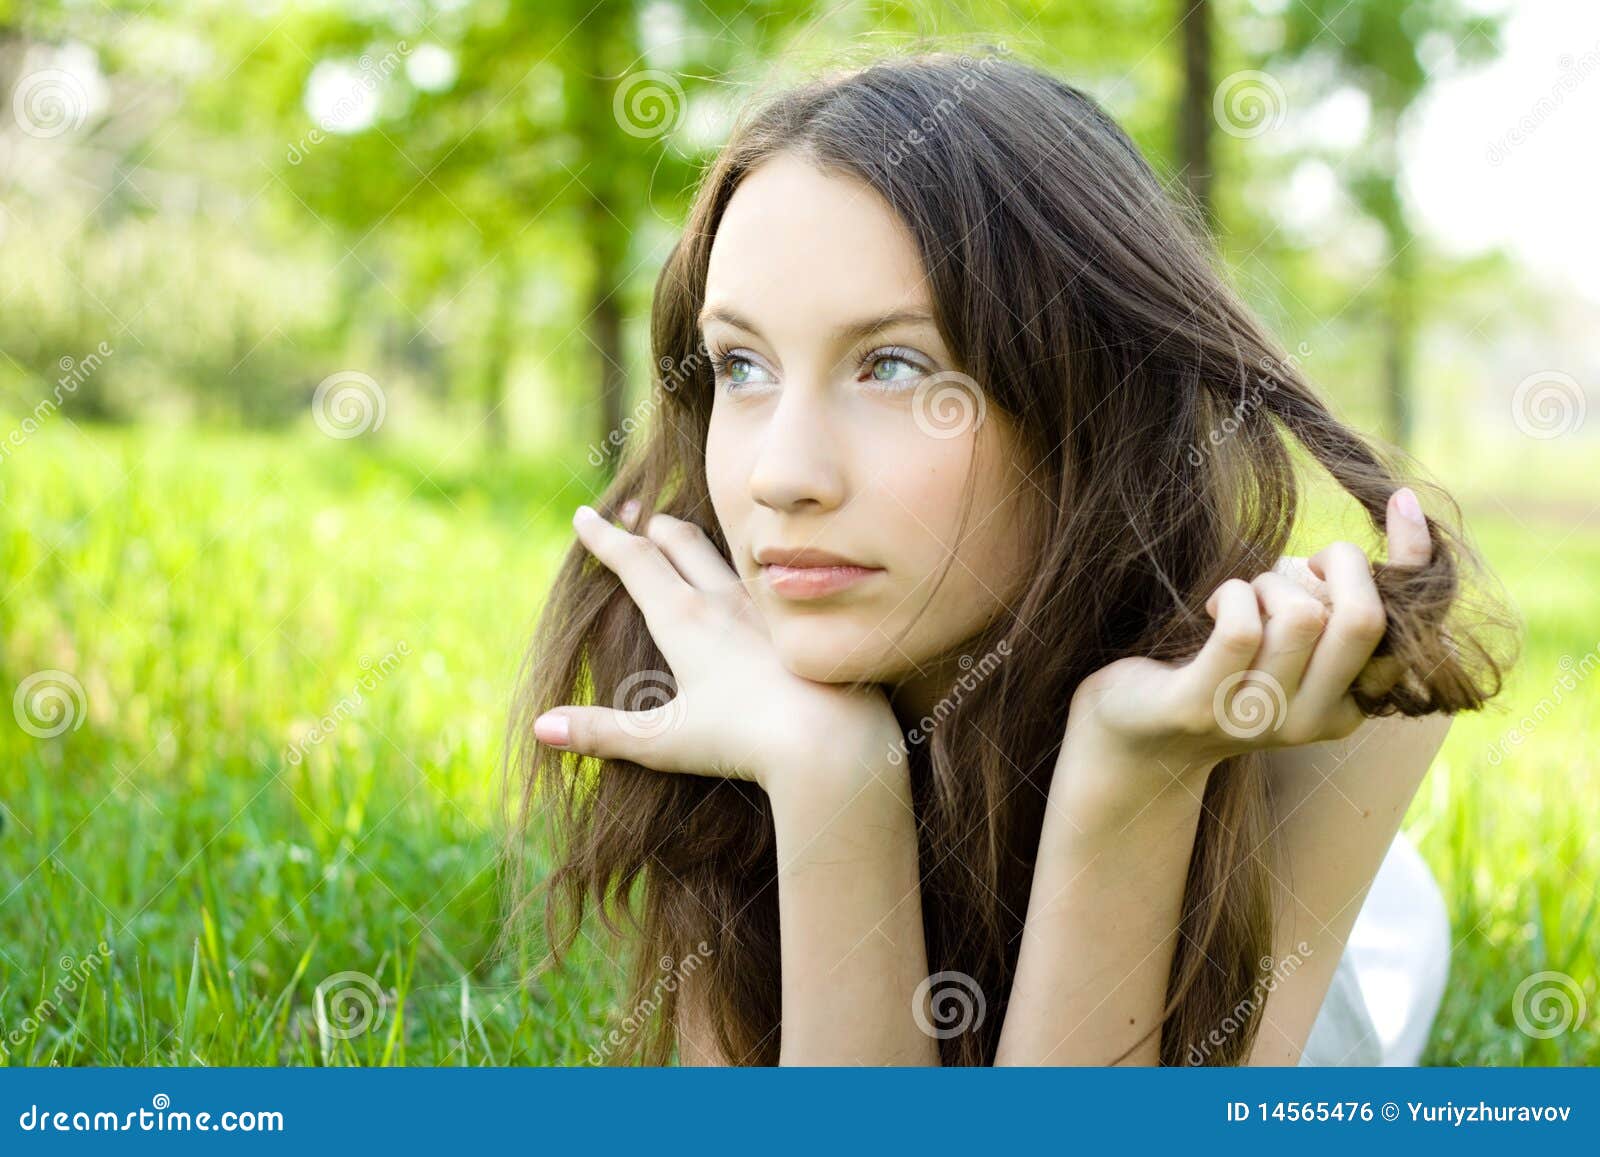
[502,52,1510,1066]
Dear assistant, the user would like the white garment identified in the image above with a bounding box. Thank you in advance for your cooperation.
[1298,829,1450,1066]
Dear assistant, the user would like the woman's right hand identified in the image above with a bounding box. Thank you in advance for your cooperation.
[532,504,906,801]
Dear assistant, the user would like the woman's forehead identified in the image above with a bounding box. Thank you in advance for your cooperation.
[705,153,931,329]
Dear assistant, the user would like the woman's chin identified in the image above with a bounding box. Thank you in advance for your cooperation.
[768,620,908,686]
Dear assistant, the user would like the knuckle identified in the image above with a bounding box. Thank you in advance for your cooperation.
[668,586,706,619]
[1215,621,1262,652]
[622,531,656,557]
[1278,601,1329,638]
[667,516,704,543]
[1332,602,1388,644]
[565,712,596,752]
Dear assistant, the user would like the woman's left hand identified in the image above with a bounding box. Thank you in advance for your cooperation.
[1060,487,1434,804]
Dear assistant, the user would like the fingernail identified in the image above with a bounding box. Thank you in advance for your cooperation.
[620,500,640,526]
[573,504,599,526]
[1393,487,1425,525]
[534,712,570,747]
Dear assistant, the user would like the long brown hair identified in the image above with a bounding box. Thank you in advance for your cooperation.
[501,51,1511,1066]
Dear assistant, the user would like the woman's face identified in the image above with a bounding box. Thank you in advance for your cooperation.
[702,152,1041,691]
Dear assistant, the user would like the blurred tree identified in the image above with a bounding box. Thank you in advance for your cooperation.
[214,0,825,457]
[1269,0,1501,448]
[1177,0,1215,229]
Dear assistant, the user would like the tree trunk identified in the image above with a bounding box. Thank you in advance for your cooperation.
[1178,0,1215,230]
[480,258,516,450]
[1382,219,1416,449]
[587,189,628,471]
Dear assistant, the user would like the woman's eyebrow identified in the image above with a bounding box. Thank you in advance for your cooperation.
[697,305,937,345]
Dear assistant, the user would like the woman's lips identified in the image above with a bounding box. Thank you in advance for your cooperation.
[760,563,884,599]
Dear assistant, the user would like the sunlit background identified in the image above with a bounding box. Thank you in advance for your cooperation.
[1,0,1594,1065]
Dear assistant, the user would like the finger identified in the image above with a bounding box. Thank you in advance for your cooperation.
[1385,487,1432,568]
[1296,542,1388,717]
[643,513,742,594]
[533,704,692,772]
[1273,555,1330,607]
[574,505,701,644]
[1186,578,1264,693]
[1249,570,1328,698]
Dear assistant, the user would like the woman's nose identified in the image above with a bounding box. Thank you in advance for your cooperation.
[747,388,848,513]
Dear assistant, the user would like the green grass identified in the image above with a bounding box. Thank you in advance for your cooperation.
[0,423,621,1064]
[0,423,1595,1065]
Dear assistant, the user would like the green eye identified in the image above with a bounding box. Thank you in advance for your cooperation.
[711,350,773,390]
[867,353,923,384]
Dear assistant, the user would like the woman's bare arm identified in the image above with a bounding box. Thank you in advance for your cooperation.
[1246,712,1452,1064]
[995,731,1213,1065]
[767,759,937,1065]
[676,753,937,1066]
